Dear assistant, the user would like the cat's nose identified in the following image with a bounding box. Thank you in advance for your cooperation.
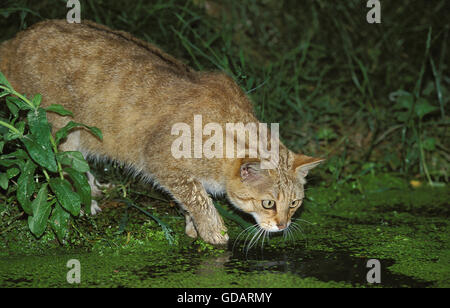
[277,223,287,230]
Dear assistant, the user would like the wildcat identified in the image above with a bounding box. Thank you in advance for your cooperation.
[0,20,323,245]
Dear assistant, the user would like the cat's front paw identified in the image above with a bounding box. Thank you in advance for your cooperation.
[197,220,229,246]
[201,229,229,246]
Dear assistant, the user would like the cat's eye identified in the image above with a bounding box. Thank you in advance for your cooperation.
[261,200,276,209]
[290,199,302,208]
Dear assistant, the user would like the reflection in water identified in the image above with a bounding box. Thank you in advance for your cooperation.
[188,240,432,288]
[223,242,433,288]
[196,252,232,277]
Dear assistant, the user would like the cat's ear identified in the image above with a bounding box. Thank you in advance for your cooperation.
[293,154,324,178]
[240,159,264,183]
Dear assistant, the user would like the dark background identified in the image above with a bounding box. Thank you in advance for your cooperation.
[0,0,448,185]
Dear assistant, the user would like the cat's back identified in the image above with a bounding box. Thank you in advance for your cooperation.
[1,19,193,79]
[0,20,198,109]
[0,20,256,131]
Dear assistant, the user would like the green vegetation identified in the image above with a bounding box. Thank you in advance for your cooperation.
[0,0,448,288]
[0,72,102,241]
[1,173,448,287]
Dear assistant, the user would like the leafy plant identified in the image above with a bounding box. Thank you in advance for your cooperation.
[0,71,102,241]
[391,90,440,181]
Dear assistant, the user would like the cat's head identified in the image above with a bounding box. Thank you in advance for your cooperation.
[226,152,323,232]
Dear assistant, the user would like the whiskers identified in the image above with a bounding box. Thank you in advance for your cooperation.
[289,221,308,247]
[232,224,259,252]
[232,219,312,258]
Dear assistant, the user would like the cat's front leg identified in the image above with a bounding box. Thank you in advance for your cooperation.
[162,176,229,245]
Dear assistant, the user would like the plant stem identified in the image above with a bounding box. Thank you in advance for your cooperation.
[0,120,22,135]
[42,169,51,181]
[417,121,433,185]
[0,86,35,110]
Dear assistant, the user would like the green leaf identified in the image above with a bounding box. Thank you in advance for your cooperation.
[49,178,81,216]
[317,127,338,141]
[4,122,24,142]
[16,121,25,134]
[32,94,42,108]
[0,173,8,190]
[21,107,57,171]
[0,117,9,136]
[0,158,25,170]
[22,135,58,172]
[0,141,4,152]
[57,151,90,173]
[0,71,13,89]
[45,104,74,117]
[27,183,51,237]
[64,167,92,212]
[55,121,102,145]
[396,111,409,122]
[6,96,32,111]
[414,98,438,119]
[0,150,28,170]
[422,137,436,151]
[49,201,71,242]
[87,126,102,140]
[1,149,29,160]
[6,167,20,179]
[27,108,52,142]
[17,160,37,215]
[393,94,413,110]
[5,121,25,141]
[6,99,19,118]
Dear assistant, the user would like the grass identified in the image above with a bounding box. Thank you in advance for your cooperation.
[0,0,448,186]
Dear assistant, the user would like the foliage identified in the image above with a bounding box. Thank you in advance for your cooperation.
[0,72,102,241]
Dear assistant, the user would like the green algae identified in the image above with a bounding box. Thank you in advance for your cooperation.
[297,174,450,287]
[0,173,448,288]
[0,251,352,288]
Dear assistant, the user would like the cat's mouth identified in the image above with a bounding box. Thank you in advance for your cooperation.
[259,221,290,232]
[251,213,291,232]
